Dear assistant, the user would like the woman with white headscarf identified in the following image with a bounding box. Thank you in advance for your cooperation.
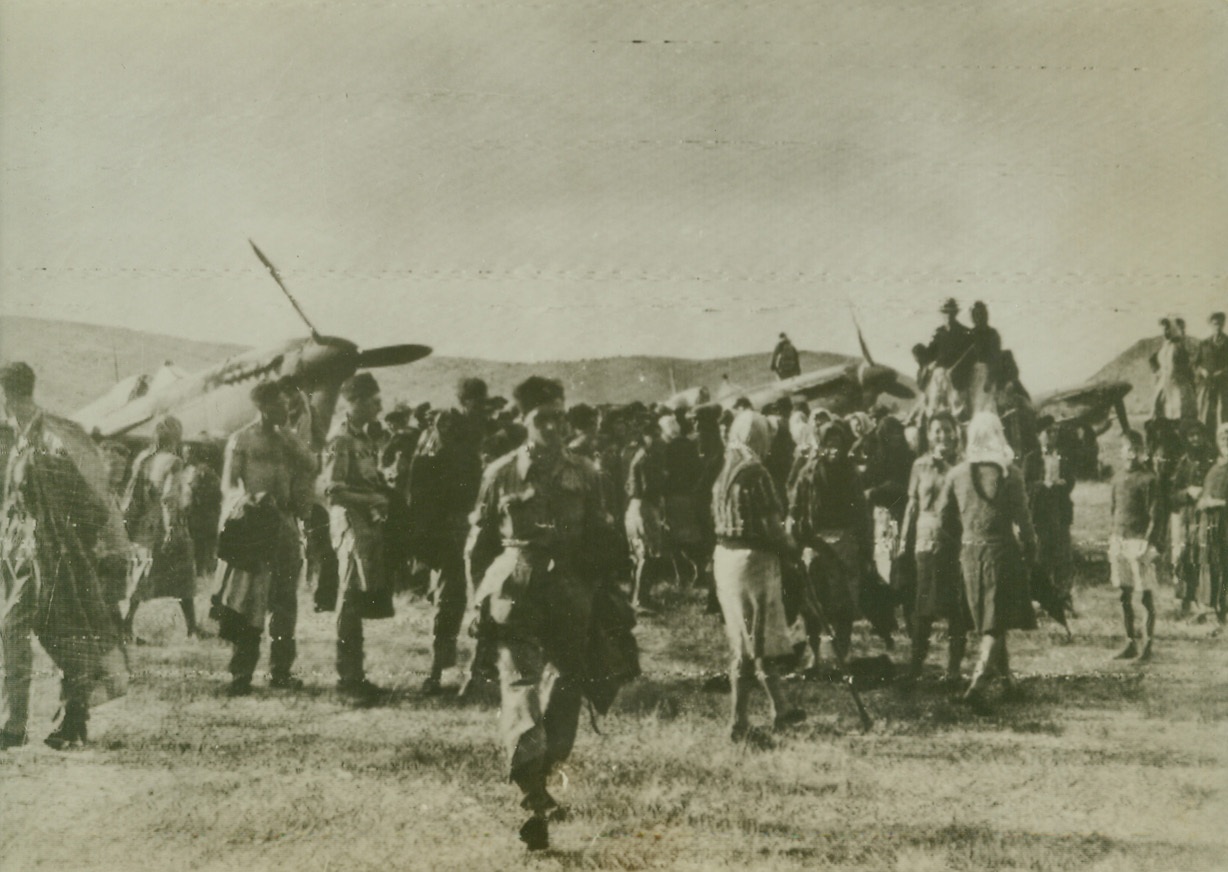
[938,412,1037,708]
[711,411,805,741]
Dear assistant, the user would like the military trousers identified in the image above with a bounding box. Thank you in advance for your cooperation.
[2,566,94,734]
[429,544,468,672]
[491,567,592,813]
[227,553,300,683]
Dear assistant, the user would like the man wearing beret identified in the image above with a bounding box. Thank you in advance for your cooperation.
[465,376,608,851]
[1197,312,1228,431]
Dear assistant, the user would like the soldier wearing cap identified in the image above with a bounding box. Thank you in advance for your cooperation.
[465,376,608,850]
[321,372,390,705]
[1197,312,1228,431]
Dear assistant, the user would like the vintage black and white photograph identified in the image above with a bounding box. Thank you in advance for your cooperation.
[0,1,1225,869]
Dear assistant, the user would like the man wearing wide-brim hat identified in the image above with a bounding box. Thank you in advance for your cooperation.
[1196,312,1228,431]
[925,297,976,420]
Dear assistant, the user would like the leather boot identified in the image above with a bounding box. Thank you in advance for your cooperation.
[944,633,967,684]
[907,634,929,682]
[729,660,754,741]
[963,635,996,705]
[45,702,88,750]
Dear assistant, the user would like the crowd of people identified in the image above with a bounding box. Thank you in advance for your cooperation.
[1,300,1227,850]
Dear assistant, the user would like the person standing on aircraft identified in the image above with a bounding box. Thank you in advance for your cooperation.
[770,333,801,380]
[926,298,975,420]
[212,381,316,695]
[1196,312,1228,432]
[322,373,393,705]
[968,301,1002,414]
[122,415,203,641]
[1,362,127,750]
[1151,316,1197,422]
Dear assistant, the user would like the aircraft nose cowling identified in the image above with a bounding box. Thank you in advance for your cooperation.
[294,338,360,388]
[859,363,915,400]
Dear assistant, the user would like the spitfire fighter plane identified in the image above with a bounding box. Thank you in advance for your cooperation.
[664,322,915,415]
[71,242,431,449]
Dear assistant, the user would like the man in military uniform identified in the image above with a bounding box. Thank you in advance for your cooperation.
[770,332,801,380]
[408,408,483,694]
[466,376,607,851]
[1197,312,1228,431]
[321,373,390,705]
[214,380,316,695]
[1,363,126,749]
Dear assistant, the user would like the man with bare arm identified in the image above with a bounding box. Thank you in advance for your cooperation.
[213,381,316,696]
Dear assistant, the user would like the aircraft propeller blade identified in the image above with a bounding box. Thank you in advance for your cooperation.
[249,240,323,340]
[356,344,433,368]
[850,310,876,366]
[860,363,915,401]
[1113,397,1131,433]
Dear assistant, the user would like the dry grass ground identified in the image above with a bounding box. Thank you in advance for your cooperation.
[3,484,1227,872]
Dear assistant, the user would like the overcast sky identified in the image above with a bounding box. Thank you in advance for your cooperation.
[1,0,1224,390]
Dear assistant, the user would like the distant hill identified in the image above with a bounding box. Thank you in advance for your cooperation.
[0,317,247,415]
[0,316,858,412]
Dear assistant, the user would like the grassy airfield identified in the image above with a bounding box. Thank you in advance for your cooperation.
[3,483,1227,872]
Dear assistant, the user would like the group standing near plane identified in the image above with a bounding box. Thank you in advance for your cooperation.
[3,292,1227,851]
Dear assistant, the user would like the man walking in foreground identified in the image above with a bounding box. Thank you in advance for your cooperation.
[1,362,127,749]
[466,376,607,851]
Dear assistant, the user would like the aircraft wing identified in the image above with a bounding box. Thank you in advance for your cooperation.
[1034,379,1132,430]
[733,365,857,409]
